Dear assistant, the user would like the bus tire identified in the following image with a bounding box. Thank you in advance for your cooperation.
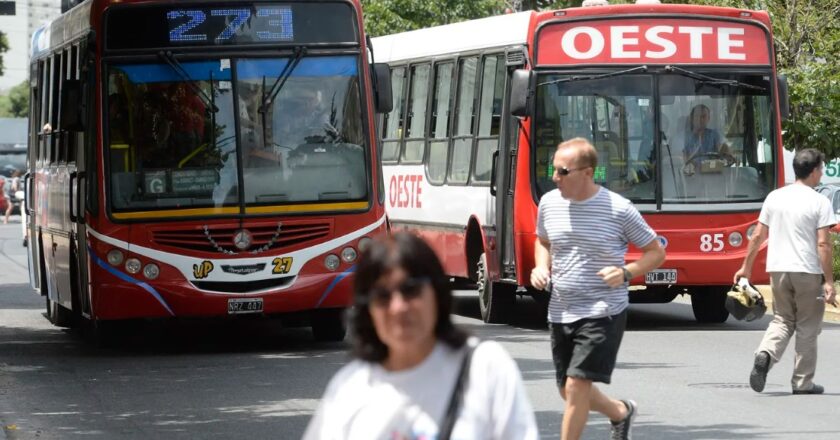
[477,253,515,323]
[691,287,729,323]
[312,309,346,342]
[46,297,75,328]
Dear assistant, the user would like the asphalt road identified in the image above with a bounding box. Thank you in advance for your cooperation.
[1,221,839,439]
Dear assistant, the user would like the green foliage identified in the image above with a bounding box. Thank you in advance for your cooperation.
[361,0,505,36]
[0,30,9,76]
[0,80,29,118]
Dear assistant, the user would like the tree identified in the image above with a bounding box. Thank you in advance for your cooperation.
[361,0,505,36]
[0,30,9,76]
[0,80,29,118]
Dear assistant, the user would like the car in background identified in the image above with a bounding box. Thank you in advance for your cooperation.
[815,183,840,233]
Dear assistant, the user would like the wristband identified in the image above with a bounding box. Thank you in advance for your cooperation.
[622,267,633,282]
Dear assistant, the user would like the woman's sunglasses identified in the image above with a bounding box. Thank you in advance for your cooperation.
[555,166,590,176]
[368,277,430,307]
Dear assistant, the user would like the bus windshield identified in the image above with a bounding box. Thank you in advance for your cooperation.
[533,71,777,207]
[106,55,366,214]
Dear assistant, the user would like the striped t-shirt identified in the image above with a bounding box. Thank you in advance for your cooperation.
[537,187,657,324]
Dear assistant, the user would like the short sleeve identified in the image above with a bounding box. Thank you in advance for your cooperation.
[536,196,548,240]
[622,203,657,248]
[817,196,836,229]
[757,198,771,226]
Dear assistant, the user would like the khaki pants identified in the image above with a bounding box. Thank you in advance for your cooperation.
[758,272,825,390]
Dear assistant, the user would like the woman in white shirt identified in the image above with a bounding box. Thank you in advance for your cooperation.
[303,232,538,440]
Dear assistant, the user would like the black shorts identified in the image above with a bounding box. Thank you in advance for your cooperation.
[550,309,627,386]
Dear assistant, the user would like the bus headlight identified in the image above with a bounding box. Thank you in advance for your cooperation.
[125,258,142,274]
[746,224,757,241]
[729,232,744,247]
[341,247,357,263]
[358,237,373,252]
[107,249,124,266]
[143,264,160,280]
[324,254,340,271]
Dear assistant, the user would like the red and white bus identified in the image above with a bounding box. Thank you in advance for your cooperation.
[25,0,392,341]
[372,1,787,323]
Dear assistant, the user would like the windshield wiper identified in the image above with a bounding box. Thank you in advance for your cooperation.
[157,51,219,113]
[260,46,307,113]
[665,65,766,91]
[538,66,649,87]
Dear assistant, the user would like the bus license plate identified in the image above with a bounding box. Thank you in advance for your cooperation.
[645,269,677,285]
[227,298,264,315]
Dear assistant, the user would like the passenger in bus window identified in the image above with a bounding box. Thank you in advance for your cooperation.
[304,233,538,440]
[168,83,207,163]
[734,148,837,395]
[531,138,665,440]
[682,104,734,174]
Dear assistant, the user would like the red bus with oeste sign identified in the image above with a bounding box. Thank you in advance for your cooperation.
[373,1,787,323]
[25,0,392,341]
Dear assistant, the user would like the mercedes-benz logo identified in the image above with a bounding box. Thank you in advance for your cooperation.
[232,229,253,251]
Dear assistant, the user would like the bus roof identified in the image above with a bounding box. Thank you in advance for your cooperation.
[31,0,92,60]
[370,11,534,63]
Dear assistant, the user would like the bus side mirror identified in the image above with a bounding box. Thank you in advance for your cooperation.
[777,75,790,121]
[60,79,85,132]
[372,63,393,114]
[510,69,535,117]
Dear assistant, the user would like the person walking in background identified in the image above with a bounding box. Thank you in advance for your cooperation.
[734,148,836,395]
[4,170,22,224]
[303,232,538,440]
[530,138,665,440]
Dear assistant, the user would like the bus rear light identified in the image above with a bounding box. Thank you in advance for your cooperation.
[729,232,744,247]
[358,237,373,252]
[324,254,341,271]
[106,249,124,266]
[341,247,358,263]
[125,258,142,274]
[143,264,160,280]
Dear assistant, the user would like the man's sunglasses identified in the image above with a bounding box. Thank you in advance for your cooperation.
[368,277,431,307]
[555,166,590,176]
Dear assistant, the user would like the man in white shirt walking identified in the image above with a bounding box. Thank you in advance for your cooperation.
[734,148,837,395]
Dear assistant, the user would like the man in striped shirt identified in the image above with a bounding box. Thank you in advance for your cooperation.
[531,138,665,440]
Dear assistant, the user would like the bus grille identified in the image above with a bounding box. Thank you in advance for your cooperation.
[192,276,295,293]
[151,221,332,254]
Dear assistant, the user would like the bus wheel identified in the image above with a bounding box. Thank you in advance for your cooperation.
[46,297,75,328]
[312,309,346,342]
[477,253,514,324]
[691,287,730,323]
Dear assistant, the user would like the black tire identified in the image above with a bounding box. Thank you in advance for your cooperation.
[46,297,75,328]
[311,309,346,342]
[476,253,515,323]
[691,287,730,323]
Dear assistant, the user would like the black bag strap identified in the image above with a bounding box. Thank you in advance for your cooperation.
[438,340,478,440]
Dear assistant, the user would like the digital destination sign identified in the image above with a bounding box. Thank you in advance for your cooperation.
[106,3,357,50]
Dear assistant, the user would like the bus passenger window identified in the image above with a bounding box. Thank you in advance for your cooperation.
[473,55,505,183]
[403,64,430,163]
[428,62,453,183]
[381,67,406,163]
[448,58,477,185]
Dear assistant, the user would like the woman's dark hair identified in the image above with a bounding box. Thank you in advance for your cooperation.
[348,232,468,362]
[793,148,825,180]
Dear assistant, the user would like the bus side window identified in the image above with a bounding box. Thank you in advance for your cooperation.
[473,55,505,184]
[447,56,478,185]
[402,63,430,163]
[381,67,406,163]
[427,61,454,183]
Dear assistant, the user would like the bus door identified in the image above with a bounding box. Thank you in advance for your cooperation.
[494,49,525,281]
[26,65,42,292]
